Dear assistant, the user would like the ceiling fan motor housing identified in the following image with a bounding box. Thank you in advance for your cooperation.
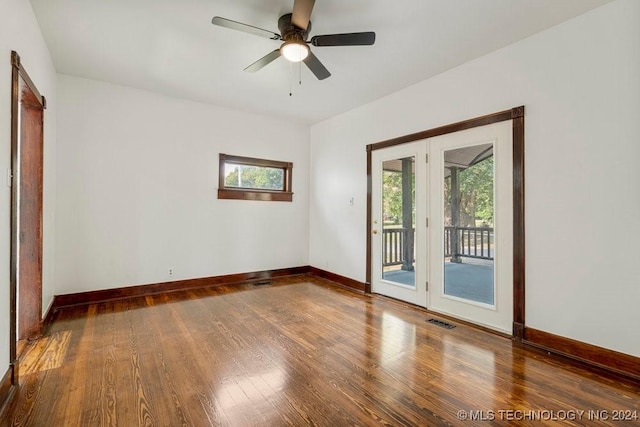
[278,13,311,42]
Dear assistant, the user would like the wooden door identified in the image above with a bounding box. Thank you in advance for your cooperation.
[11,51,45,360]
[17,78,44,340]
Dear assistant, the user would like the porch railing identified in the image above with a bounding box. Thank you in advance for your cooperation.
[444,226,494,260]
[382,226,493,267]
[382,227,414,266]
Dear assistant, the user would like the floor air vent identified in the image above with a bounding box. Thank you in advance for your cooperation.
[427,318,456,329]
[254,281,271,286]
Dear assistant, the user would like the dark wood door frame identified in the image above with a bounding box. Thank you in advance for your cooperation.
[10,51,46,384]
[366,106,525,340]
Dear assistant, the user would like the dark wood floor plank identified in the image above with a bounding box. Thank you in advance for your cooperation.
[3,277,639,426]
[154,293,233,426]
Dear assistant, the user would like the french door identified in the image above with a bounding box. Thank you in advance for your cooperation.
[371,142,427,306]
[370,120,514,333]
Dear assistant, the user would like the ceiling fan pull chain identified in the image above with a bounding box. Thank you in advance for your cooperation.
[299,61,302,86]
[289,61,293,96]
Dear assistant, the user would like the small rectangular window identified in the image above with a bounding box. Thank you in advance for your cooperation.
[218,153,293,202]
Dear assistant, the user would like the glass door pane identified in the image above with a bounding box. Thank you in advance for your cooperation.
[442,143,495,305]
[382,157,415,287]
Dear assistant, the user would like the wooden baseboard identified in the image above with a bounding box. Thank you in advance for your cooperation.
[0,365,16,420]
[524,327,640,381]
[49,265,368,314]
[308,267,366,293]
[51,266,310,310]
[41,300,56,333]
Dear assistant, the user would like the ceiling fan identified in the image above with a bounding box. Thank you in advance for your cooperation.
[211,0,375,80]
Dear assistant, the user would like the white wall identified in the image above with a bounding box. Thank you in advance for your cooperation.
[310,0,640,357]
[56,75,309,294]
[0,0,57,374]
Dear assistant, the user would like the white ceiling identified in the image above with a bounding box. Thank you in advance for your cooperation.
[30,0,611,124]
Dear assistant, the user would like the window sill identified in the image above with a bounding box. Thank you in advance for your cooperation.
[218,188,293,202]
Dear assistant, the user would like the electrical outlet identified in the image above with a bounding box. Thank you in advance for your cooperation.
[168,268,174,276]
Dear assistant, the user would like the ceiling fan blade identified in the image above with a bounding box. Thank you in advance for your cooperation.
[291,0,315,30]
[303,52,330,80]
[311,32,376,47]
[212,16,280,40]
[244,50,281,73]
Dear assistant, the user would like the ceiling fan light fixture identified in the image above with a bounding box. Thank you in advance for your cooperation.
[281,40,309,62]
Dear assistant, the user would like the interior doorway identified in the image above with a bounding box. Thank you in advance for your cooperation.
[10,51,46,382]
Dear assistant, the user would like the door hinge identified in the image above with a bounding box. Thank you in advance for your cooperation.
[426,281,429,291]
[6,169,12,187]
[425,217,429,227]
[425,153,429,163]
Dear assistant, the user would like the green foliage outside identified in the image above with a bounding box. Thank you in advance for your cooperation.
[383,156,494,227]
[383,168,414,226]
[225,165,284,190]
[444,157,494,226]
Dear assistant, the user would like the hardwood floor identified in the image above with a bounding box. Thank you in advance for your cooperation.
[2,276,639,426]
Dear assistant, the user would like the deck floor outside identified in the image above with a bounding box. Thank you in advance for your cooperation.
[384,261,495,305]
